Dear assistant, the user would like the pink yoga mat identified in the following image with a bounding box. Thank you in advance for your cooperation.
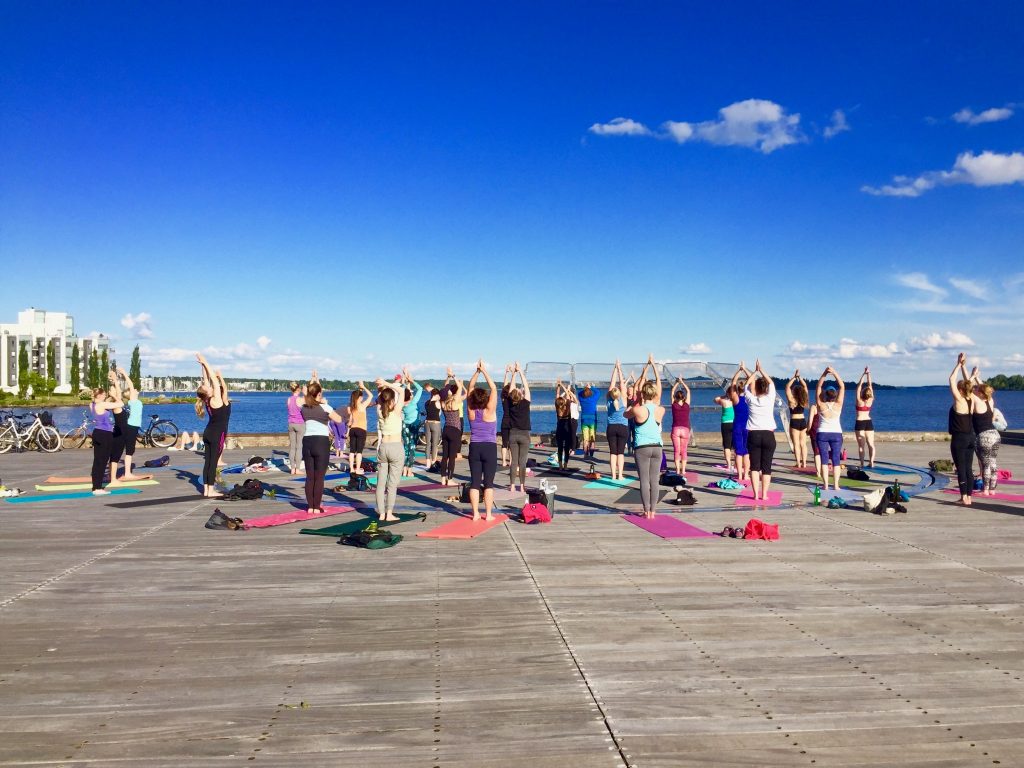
[400,482,447,492]
[417,514,508,539]
[999,479,1024,486]
[942,489,1024,503]
[735,490,784,507]
[243,505,355,529]
[790,466,818,475]
[622,515,714,539]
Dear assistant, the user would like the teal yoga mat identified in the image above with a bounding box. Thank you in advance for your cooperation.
[5,488,142,504]
[583,476,636,490]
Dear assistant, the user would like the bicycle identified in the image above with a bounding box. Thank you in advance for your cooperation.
[139,413,179,448]
[0,411,62,453]
[61,410,93,449]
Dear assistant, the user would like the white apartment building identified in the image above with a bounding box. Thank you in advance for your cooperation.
[0,308,109,395]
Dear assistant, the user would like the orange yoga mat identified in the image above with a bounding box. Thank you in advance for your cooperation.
[417,514,508,539]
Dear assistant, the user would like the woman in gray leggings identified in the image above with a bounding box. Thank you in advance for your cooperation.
[373,376,408,521]
[506,361,532,493]
[627,355,664,519]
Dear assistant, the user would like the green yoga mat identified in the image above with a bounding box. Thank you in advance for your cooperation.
[6,488,142,504]
[35,479,160,491]
[839,478,874,489]
[299,512,426,537]
[583,476,636,490]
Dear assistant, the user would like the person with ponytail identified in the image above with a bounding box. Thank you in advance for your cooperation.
[809,365,844,492]
[87,376,122,495]
[195,353,230,498]
[554,380,577,471]
[400,367,423,477]
[285,380,305,475]
[373,375,408,521]
[728,363,751,484]
[439,368,465,486]
[626,354,664,519]
[347,381,372,475]
[466,358,499,521]
[744,359,778,502]
[854,367,876,468]
[670,376,692,475]
[605,361,630,482]
[505,361,532,493]
[947,353,975,505]
[785,370,809,469]
[300,381,345,514]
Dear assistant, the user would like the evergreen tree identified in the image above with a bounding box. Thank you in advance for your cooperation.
[100,347,109,381]
[129,345,142,390]
[70,344,81,392]
[17,342,28,397]
[88,349,99,390]
[46,341,55,383]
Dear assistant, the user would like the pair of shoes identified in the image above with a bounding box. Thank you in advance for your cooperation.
[92,489,111,496]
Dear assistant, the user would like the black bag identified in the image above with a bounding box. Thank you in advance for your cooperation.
[347,475,370,492]
[340,529,403,549]
[846,467,870,481]
[205,509,244,530]
[223,478,264,501]
[143,455,170,468]
[361,458,378,472]
[39,411,53,427]
[526,485,555,515]
[660,471,686,487]
[247,455,266,466]
[672,488,697,506]
[459,482,471,503]
[427,460,441,473]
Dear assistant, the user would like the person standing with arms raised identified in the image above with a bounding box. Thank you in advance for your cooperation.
[195,353,230,498]
[300,381,345,514]
[505,361,532,493]
[466,359,499,522]
[626,354,664,519]
[605,361,630,482]
[285,380,305,475]
[744,359,778,502]
[785,370,809,470]
[810,366,844,492]
[947,353,975,506]
[374,375,408,521]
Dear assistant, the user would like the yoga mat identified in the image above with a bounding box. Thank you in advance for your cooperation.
[790,466,818,475]
[366,474,431,488]
[244,505,355,529]
[942,489,1024,503]
[417,514,508,539]
[838,478,874,489]
[290,472,349,483]
[299,512,425,537]
[853,466,914,476]
[45,474,153,483]
[108,494,208,508]
[35,479,160,491]
[806,486,862,503]
[998,478,1024,486]
[400,482,447,492]
[735,490,784,507]
[622,515,714,539]
[5,488,141,504]
[583,477,636,490]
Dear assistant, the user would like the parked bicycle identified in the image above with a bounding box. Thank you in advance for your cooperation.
[0,410,62,453]
[61,410,179,450]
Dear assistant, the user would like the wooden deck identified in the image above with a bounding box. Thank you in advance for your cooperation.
[1,440,1023,767]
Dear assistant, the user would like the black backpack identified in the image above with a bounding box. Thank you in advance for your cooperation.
[672,488,697,506]
[143,455,170,468]
[347,475,370,492]
[223,478,265,501]
[340,529,402,549]
[427,460,442,473]
[205,509,244,530]
[660,472,686,487]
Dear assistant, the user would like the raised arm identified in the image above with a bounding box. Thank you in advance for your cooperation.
[515,361,531,401]
[785,370,797,405]
[648,354,662,402]
[478,359,498,410]
[816,366,830,401]
[216,370,230,404]
[949,354,968,404]
[679,376,691,402]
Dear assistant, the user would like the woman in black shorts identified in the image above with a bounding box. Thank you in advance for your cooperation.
[346,382,372,475]
[605,360,630,481]
[439,368,465,486]
[785,370,809,469]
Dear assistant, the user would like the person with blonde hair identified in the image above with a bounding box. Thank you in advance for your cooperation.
[605,361,630,482]
[87,376,122,495]
[373,376,408,521]
[744,359,778,502]
[195,353,230,498]
[785,370,809,469]
[713,387,735,474]
[285,379,305,475]
[626,354,663,519]
[854,367,876,468]
[505,361,532,493]
[969,366,1000,497]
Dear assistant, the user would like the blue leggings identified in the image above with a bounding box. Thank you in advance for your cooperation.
[816,433,843,467]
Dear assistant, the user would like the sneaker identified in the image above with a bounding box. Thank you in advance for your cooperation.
[92,489,111,496]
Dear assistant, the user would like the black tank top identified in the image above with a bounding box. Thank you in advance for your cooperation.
[948,407,972,435]
[112,409,128,433]
[207,402,231,432]
[790,406,805,418]
[972,410,994,434]
[508,399,531,431]
[425,394,441,422]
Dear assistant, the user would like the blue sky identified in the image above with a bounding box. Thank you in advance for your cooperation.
[2,1,1022,384]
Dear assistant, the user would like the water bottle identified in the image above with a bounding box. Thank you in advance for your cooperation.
[892,478,901,501]
[813,485,821,506]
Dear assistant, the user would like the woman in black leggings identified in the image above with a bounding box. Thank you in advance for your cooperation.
[439,368,465,486]
[948,353,975,506]
[196,353,231,498]
[554,380,576,470]
[300,381,346,514]
[88,382,122,495]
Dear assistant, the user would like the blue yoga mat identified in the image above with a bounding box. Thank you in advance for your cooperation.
[5,488,142,504]
[856,465,917,476]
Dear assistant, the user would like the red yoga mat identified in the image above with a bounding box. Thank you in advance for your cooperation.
[735,490,784,507]
[622,515,714,539]
[243,505,355,529]
[417,514,508,539]
[942,489,1024,503]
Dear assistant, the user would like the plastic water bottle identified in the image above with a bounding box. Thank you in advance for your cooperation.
[813,485,821,506]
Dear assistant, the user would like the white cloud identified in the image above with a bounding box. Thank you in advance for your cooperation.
[257,335,272,350]
[788,341,830,354]
[682,342,712,355]
[589,117,652,136]
[948,277,988,300]
[823,109,850,139]
[782,338,898,362]
[862,150,1024,197]
[952,106,1014,125]
[662,99,804,154]
[835,338,900,359]
[905,331,976,352]
[120,312,154,339]
[895,272,947,296]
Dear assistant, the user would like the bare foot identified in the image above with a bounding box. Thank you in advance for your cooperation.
[472,514,481,522]
[484,515,494,522]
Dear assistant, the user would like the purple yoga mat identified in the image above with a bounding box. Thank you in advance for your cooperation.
[622,514,715,539]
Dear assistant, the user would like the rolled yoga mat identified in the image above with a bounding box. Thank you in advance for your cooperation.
[417,514,508,539]
[622,515,714,539]
[5,488,142,504]
[35,479,159,491]
[244,505,355,529]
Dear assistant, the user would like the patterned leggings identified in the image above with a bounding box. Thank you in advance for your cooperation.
[402,421,420,468]
[975,429,1001,492]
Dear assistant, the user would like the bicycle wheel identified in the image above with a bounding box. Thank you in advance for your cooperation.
[63,426,90,449]
[36,426,62,453]
[149,421,178,448]
[0,426,15,454]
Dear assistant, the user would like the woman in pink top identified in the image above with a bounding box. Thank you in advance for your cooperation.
[286,379,306,475]
[670,377,692,475]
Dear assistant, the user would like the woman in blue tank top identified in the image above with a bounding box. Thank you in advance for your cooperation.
[728,363,752,484]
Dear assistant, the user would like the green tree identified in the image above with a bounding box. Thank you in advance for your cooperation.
[17,342,28,397]
[46,341,55,383]
[88,349,99,390]
[70,344,81,392]
[100,347,109,381]
[129,345,142,390]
